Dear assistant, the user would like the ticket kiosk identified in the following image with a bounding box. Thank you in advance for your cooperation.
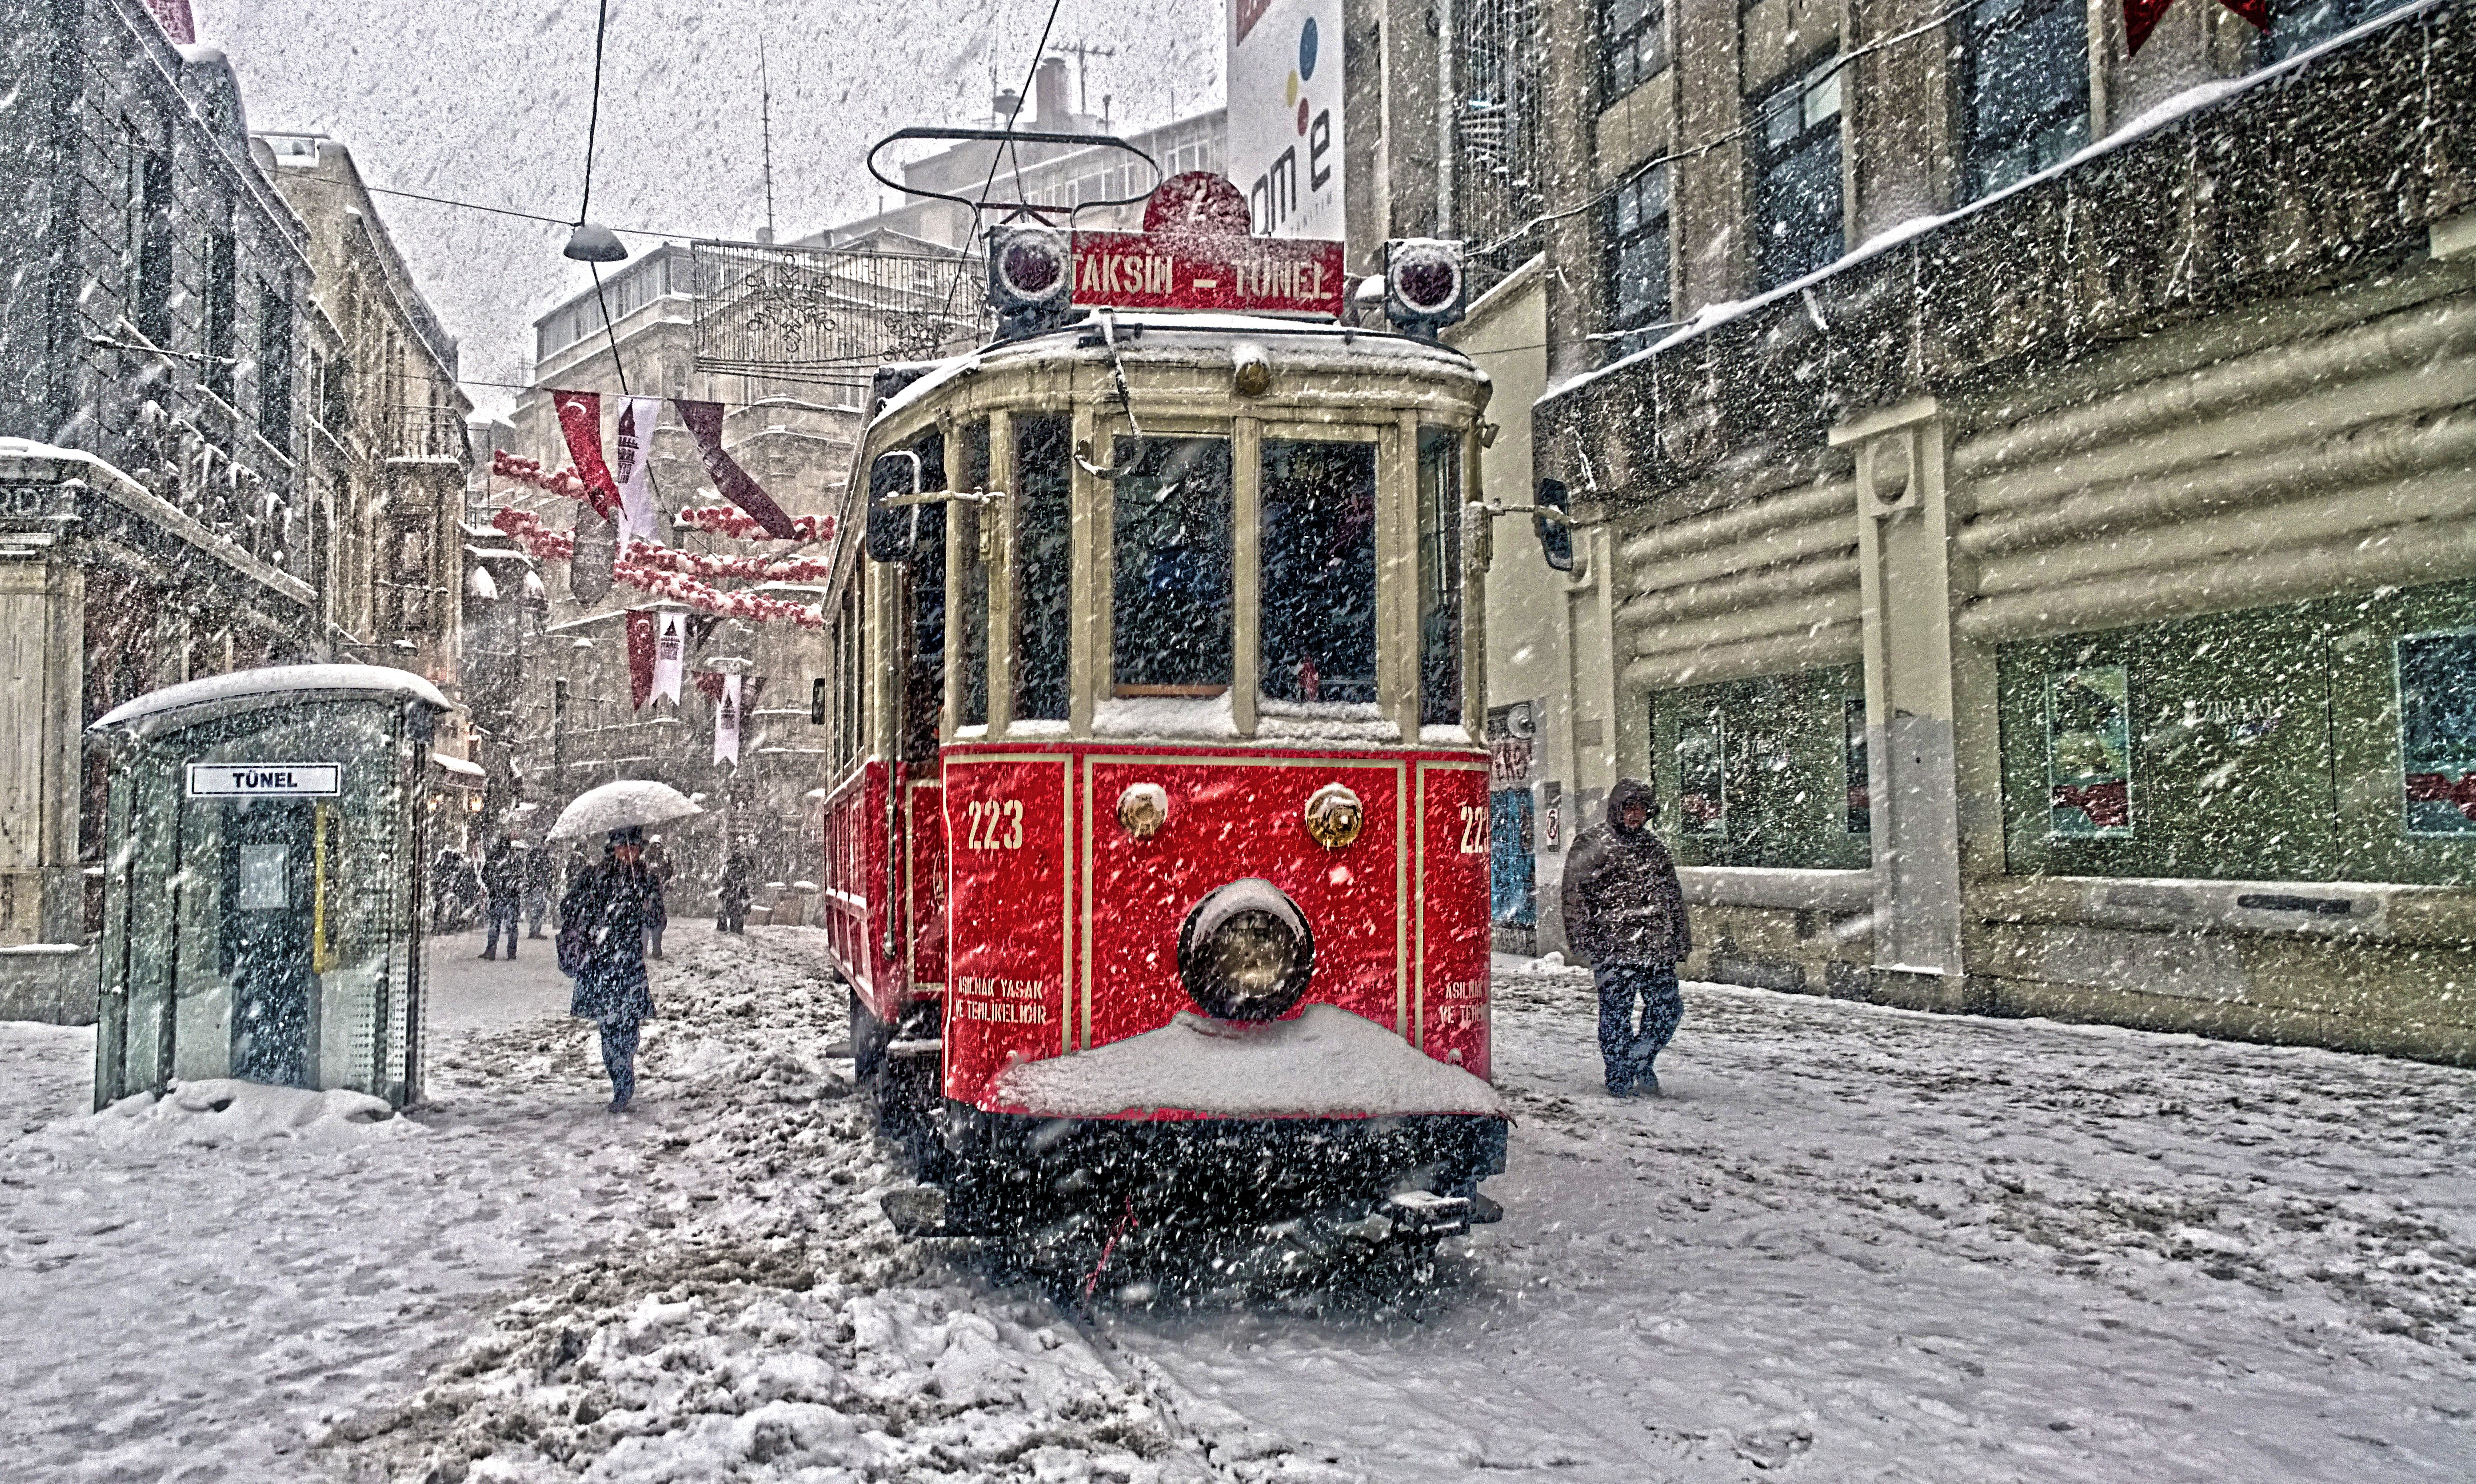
[88,666,451,1110]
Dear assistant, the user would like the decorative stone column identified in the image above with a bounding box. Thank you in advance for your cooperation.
[1833,397,1969,1005]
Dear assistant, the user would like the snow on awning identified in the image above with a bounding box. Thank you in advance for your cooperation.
[92,664,451,733]
[989,1005,1504,1120]
[431,752,486,779]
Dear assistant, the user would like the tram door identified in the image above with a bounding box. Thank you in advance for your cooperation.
[218,799,319,1086]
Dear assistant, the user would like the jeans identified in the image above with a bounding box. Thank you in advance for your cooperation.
[600,1019,641,1107]
[1597,962,1683,1091]
[523,889,549,937]
[484,900,521,957]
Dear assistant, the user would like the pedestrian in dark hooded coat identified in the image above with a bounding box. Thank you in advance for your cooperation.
[479,836,523,960]
[1560,778,1691,1096]
[561,827,665,1112]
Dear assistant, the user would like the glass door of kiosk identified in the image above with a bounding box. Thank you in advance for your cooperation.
[219,799,319,1086]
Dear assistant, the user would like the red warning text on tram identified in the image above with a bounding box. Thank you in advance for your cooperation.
[1070,230,1346,317]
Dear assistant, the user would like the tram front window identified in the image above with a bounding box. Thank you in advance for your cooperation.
[1112,436,1233,694]
[955,419,990,729]
[1260,439,1378,704]
[1418,427,1465,727]
[1014,416,1073,721]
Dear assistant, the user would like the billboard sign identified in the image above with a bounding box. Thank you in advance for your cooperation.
[1229,0,1344,239]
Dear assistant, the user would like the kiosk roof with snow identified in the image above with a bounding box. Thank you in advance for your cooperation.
[89,665,451,1111]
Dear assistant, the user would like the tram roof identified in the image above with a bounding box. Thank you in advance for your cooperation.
[871,310,1485,428]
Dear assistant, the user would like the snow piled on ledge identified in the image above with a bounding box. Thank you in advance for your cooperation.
[992,1004,1504,1118]
[60,1079,421,1150]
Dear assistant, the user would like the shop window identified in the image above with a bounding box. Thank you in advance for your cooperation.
[2398,630,2476,837]
[1012,416,1073,721]
[2045,666,2133,838]
[1958,0,2089,201]
[1605,164,1671,357]
[1112,436,1232,694]
[1417,429,1465,726]
[1261,439,1378,705]
[1997,585,2476,886]
[1748,56,1843,292]
[1599,0,1666,102]
[1649,666,1869,870]
[2269,0,2417,60]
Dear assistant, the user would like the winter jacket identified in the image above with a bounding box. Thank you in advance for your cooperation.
[1560,778,1691,966]
[521,846,555,894]
[560,860,665,1024]
[481,844,522,902]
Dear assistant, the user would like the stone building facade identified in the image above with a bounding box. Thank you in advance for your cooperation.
[1498,0,2476,1061]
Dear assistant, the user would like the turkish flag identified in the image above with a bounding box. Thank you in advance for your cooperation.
[550,390,622,521]
[2125,0,2266,55]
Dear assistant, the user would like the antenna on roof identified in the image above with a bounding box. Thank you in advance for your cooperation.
[758,30,777,243]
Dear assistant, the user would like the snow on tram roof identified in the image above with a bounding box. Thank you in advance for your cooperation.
[93,664,452,732]
[871,309,1483,427]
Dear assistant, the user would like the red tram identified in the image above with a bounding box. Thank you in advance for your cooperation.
[813,196,1507,1257]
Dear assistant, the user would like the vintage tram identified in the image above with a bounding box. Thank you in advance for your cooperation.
[813,189,1508,1258]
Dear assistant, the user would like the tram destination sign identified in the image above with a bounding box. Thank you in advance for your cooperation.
[186,762,343,798]
[1070,230,1346,317]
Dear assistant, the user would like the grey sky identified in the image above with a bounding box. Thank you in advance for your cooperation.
[196,0,1226,415]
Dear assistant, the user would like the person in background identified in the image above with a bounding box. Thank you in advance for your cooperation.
[641,834,676,958]
[479,834,523,960]
[1560,778,1693,1097]
[560,826,665,1113]
[430,848,464,933]
[716,852,752,935]
[521,841,555,939]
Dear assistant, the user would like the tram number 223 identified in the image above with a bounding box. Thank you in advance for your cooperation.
[1458,804,1488,855]
[963,798,1024,851]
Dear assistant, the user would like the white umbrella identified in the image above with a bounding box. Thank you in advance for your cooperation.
[547,780,705,841]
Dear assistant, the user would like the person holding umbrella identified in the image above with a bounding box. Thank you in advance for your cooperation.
[547,780,703,1113]
[560,827,666,1112]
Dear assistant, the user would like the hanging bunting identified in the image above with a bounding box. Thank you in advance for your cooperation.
[2123,0,2265,55]
[625,608,657,710]
[675,399,801,539]
[653,611,687,704]
[549,391,622,521]
[612,396,665,541]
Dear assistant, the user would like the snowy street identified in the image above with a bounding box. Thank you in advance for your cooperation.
[3,931,2472,1481]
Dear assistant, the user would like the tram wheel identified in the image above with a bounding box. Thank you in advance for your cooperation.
[849,986,889,1081]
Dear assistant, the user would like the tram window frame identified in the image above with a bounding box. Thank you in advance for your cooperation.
[1259,437,1380,708]
[1418,427,1466,729]
[1111,435,1235,697]
[1012,415,1074,722]
[952,419,992,732]
[896,428,948,762]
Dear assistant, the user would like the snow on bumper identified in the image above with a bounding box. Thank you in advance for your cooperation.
[986,1003,1505,1119]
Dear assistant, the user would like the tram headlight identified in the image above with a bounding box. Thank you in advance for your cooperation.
[1382,238,1468,339]
[1178,878,1315,1023]
[986,225,1074,336]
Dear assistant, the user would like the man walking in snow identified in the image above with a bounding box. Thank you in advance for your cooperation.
[1561,778,1692,1097]
[479,835,523,960]
[521,840,555,939]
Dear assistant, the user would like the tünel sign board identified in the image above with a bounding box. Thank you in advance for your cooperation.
[1070,229,1345,317]
[186,762,343,798]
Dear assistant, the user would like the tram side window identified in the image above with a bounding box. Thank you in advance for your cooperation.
[1113,437,1233,693]
[1014,416,1073,721]
[955,419,991,730]
[1418,428,1465,727]
[880,429,946,760]
[1260,439,1378,705]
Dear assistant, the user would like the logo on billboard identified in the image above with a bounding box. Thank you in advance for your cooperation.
[1229,0,1343,239]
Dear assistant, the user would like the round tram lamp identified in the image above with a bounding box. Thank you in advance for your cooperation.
[986,225,1074,335]
[1382,237,1468,339]
[1177,878,1316,1023]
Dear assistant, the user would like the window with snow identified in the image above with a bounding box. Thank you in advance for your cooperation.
[1748,56,1843,293]
[1958,0,2089,203]
[1111,436,1232,695]
[1260,439,1378,707]
[954,419,991,730]
[1599,0,1665,102]
[1012,416,1073,721]
[257,284,293,445]
[2399,631,2476,838]
[1418,428,1465,727]
[1605,162,1671,356]
[2270,0,2418,61]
